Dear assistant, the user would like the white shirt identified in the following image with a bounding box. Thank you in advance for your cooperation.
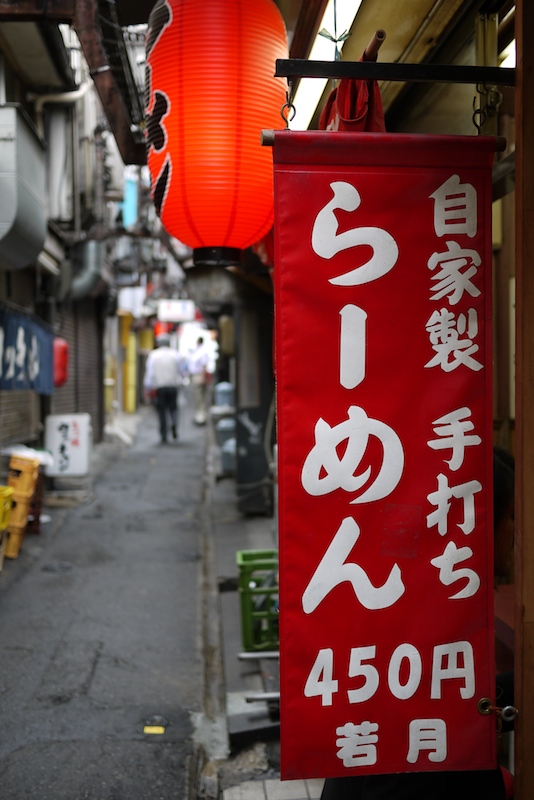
[187,344,210,376]
[144,346,185,390]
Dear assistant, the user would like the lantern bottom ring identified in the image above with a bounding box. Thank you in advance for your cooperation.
[194,247,243,268]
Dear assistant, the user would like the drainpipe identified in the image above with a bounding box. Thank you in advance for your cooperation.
[28,78,93,235]
[70,124,107,299]
[70,239,106,300]
[31,80,93,138]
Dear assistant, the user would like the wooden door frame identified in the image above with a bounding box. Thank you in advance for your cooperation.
[514,0,534,796]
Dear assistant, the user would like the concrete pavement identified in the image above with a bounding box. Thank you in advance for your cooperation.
[0,391,325,800]
[0,397,207,799]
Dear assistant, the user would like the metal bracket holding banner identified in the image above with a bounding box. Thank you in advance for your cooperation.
[275,59,516,87]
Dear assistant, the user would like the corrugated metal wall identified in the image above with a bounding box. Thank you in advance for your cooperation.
[0,390,40,446]
[52,298,104,442]
[52,313,76,415]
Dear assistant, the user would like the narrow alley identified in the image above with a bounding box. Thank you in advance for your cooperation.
[0,397,208,799]
[0,393,326,800]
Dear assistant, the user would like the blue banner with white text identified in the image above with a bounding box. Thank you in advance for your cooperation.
[0,308,54,394]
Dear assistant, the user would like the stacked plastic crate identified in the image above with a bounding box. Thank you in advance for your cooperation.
[0,485,14,571]
[236,549,279,652]
[5,454,39,558]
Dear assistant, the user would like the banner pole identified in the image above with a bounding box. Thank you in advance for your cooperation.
[261,129,507,153]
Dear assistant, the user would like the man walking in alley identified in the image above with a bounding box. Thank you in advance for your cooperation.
[144,332,185,443]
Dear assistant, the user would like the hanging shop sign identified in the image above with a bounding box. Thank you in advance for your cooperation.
[273,131,497,780]
[0,307,53,395]
[44,413,92,477]
[145,0,288,265]
[157,298,195,322]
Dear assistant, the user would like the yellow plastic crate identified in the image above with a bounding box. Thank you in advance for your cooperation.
[0,528,7,571]
[8,455,39,497]
[0,485,14,530]
[5,523,25,559]
[9,495,31,527]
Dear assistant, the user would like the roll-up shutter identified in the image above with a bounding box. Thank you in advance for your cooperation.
[76,298,104,441]
[0,390,40,445]
[51,313,76,416]
[51,298,104,442]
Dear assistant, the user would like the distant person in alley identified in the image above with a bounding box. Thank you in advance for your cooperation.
[187,336,211,425]
[143,333,185,443]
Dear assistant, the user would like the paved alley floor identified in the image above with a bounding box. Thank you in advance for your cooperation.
[0,398,208,799]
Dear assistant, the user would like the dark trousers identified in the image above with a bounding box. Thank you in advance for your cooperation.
[155,386,178,441]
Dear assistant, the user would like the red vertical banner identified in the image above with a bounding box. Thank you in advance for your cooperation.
[273,132,497,780]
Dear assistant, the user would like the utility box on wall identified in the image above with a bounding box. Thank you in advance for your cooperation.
[44,414,92,477]
[0,105,46,270]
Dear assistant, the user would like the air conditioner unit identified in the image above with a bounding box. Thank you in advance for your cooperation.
[0,104,46,270]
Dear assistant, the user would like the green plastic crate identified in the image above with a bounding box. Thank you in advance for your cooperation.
[236,549,279,652]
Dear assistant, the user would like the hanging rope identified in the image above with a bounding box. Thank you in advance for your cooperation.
[317,0,351,63]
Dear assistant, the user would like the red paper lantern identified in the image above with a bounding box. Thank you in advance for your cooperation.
[53,337,69,388]
[145,0,288,265]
